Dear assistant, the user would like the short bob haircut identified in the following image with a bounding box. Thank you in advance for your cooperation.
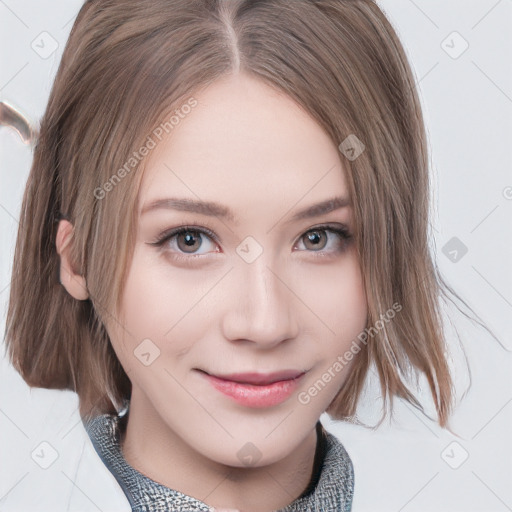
[4,0,478,428]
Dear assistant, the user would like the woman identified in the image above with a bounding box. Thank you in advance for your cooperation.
[4,1,465,510]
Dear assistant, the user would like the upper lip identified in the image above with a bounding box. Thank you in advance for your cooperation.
[198,369,306,385]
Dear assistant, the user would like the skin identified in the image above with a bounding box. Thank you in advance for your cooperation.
[57,72,368,512]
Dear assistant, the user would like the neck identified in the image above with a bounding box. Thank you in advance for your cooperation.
[120,388,319,512]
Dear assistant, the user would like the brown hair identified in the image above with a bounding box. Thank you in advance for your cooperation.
[3,0,491,428]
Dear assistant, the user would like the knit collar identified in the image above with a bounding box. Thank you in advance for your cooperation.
[83,410,354,512]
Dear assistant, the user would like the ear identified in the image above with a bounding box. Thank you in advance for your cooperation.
[55,219,89,301]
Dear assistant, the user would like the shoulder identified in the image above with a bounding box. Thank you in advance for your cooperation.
[0,405,131,512]
[324,429,355,491]
[278,424,355,512]
[71,421,132,511]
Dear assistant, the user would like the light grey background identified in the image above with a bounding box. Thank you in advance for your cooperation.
[1,1,511,511]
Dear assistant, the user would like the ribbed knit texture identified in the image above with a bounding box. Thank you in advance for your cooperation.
[83,411,354,512]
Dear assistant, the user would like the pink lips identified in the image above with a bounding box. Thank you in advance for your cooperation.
[197,369,306,408]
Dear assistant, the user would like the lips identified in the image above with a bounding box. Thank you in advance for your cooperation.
[198,369,306,385]
[196,369,307,408]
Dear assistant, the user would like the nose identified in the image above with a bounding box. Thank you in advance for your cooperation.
[221,255,299,349]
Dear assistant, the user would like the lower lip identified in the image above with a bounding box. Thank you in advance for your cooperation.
[200,372,305,408]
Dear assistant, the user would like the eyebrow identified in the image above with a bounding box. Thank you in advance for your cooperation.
[141,195,351,224]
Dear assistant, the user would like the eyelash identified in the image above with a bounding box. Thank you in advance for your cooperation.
[148,223,352,264]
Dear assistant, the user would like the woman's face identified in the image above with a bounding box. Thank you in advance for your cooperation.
[108,72,368,466]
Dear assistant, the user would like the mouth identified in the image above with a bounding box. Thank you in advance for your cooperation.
[194,368,307,408]
[195,369,306,385]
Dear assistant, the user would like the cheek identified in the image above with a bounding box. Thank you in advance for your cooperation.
[113,250,219,368]
[122,266,171,334]
[120,245,202,332]
[109,252,185,366]
[299,253,367,342]
[297,259,367,407]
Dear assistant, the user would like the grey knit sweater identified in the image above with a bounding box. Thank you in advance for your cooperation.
[84,411,354,512]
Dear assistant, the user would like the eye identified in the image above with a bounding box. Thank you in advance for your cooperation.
[149,226,219,259]
[294,224,352,255]
[148,223,352,263]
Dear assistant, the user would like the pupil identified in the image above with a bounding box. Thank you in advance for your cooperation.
[184,233,196,246]
[181,231,201,251]
[309,232,320,244]
[306,230,326,250]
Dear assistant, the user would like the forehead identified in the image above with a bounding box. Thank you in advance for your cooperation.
[138,73,350,218]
